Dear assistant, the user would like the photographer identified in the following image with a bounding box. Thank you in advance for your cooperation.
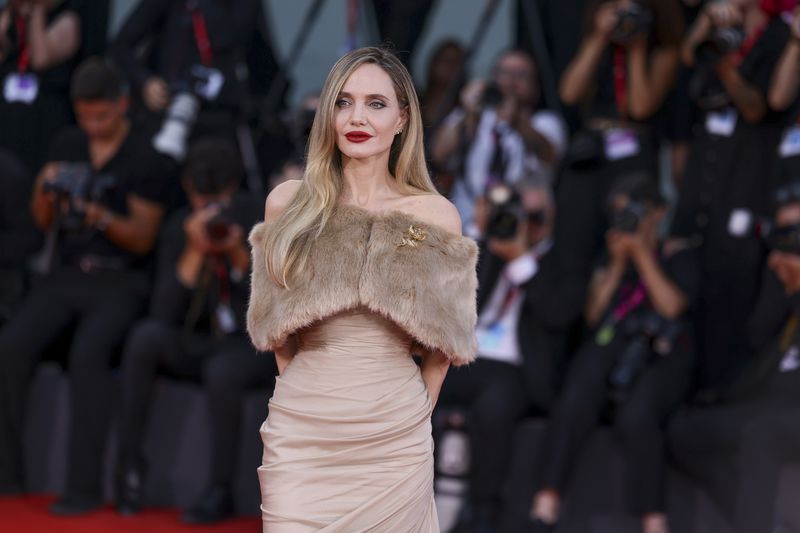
[552,0,683,322]
[431,49,567,238]
[0,58,173,513]
[109,0,282,163]
[115,138,275,524]
[437,178,574,532]
[529,174,699,533]
[671,0,792,395]
[669,179,800,533]
[0,0,81,174]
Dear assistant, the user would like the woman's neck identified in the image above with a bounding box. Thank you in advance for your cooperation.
[340,155,396,207]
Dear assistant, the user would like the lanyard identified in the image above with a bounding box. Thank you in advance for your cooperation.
[213,255,231,306]
[612,281,647,323]
[732,21,768,66]
[187,1,213,67]
[612,45,628,119]
[14,15,30,74]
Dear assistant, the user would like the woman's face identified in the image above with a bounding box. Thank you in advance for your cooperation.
[334,63,407,164]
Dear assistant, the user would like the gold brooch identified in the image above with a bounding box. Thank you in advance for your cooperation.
[399,224,426,248]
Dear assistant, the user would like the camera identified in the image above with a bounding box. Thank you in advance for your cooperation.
[611,2,654,44]
[204,202,238,242]
[765,223,800,255]
[610,201,648,233]
[481,82,504,108]
[608,310,683,397]
[695,25,745,66]
[689,25,746,109]
[42,163,116,232]
[153,66,224,161]
[485,183,525,240]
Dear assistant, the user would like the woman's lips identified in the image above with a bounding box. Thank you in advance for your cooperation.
[345,132,373,143]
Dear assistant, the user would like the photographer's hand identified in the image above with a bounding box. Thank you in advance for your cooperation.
[143,76,170,112]
[629,241,688,320]
[207,224,251,277]
[84,203,115,232]
[429,79,484,168]
[31,162,66,230]
[488,219,530,262]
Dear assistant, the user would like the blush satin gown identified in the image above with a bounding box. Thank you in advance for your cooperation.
[257,305,439,532]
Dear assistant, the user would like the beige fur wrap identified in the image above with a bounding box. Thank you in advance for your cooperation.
[246,203,479,366]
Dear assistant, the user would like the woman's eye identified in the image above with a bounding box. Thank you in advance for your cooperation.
[335,99,350,107]
[369,101,386,109]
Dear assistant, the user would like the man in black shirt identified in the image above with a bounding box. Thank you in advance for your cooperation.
[0,58,174,514]
[114,137,276,524]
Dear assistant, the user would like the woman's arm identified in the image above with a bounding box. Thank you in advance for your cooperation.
[274,334,298,375]
[26,3,81,71]
[630,246,688,320]
[769,10,800,112]
[627,40,680,120]
[559,3,617,106]
[420,349,450,408]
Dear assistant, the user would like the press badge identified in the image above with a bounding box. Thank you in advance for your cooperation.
[727,208,753,237]
[215,303,237,334]
[477,323,506,350]
[779,126,800,158]
[191,65,225,101]
[705,108,737,137]
[780,345,800,373]
[603,128,640,161]
[3,73,39,104]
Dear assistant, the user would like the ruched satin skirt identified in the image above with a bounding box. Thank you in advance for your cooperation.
[258,306,438,532]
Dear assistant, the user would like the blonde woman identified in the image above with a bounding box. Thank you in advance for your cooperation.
[247,47,479,531]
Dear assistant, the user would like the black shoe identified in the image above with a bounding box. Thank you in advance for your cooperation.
[527,516,557,533]
[49,494,103,516]
[180,484,235,524]
[115,460,146,516]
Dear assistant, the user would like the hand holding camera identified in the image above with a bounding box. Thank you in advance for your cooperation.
[184,203,244,256]
[459,79,486,116]
[143,76,170,112]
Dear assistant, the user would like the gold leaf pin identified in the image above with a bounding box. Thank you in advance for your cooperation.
[399,224,426,248]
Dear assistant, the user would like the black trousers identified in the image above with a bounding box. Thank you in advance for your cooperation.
[0,268,148,497]
[668,370,800,531]
[437,358,529,515]
[116,318,277,486]
[538,335,694,514]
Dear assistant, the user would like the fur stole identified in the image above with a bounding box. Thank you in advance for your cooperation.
[247,203,479,366]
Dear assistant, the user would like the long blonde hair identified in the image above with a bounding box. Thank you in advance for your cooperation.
[263,46,438,288]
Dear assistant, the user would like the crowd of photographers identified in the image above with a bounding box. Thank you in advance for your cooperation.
[1,0,800,532]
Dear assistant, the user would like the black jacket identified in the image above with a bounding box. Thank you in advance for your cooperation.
[476,242,581,411]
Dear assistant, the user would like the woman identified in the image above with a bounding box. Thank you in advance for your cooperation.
[554,0,683,312]
[246,47,479,531]
[529,175,699,533]
[0,0,80,174]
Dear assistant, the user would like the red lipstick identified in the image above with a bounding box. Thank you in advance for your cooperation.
[345,131,373,143]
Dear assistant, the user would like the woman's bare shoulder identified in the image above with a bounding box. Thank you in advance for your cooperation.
[398,194,462,236]
[264,179,303,222]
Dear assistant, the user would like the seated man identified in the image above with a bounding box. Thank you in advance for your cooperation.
[114,137,277,524]
[0,57,174,513]
[437,178,573,532]
[669,178,800,533]
[529,174,700,533]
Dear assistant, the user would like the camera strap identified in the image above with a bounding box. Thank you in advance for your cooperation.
[187,1,213,67]
[14,15,30,74]
[612,45,628,119]
[596,281,646,346]
[212,255,237,334]
[732,22,767,66]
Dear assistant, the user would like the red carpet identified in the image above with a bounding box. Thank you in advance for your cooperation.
[0,495,260,533]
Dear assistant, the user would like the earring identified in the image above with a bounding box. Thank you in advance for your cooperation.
[396,129,403,135]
